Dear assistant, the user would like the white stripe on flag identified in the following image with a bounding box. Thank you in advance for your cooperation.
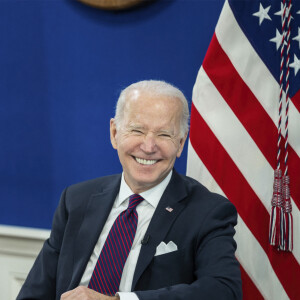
[187,142,289,300]
[193,67,300,264]
[235,217,289,300]
[193,67,273,208]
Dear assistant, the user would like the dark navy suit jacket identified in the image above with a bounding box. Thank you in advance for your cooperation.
[17,170,242,299]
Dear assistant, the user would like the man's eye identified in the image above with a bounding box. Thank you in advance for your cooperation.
[132,130,143,134]
[159,134,171,138]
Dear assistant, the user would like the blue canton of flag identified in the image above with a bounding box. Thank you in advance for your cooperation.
[229,0,300,106]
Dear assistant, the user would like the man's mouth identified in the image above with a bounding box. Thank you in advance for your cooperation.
[135,157,158,165]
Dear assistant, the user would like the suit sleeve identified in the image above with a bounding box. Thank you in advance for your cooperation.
[134,200,242,300]
[16,188,69,300]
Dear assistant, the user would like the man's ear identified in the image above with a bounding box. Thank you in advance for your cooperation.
[110,118,118,149]
[176,132,188,158]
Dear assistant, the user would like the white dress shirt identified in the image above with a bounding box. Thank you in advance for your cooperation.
[80,171,172,300]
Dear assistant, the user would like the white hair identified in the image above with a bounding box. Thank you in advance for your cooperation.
[114,80,190,138]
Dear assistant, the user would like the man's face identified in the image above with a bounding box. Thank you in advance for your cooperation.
[110,90,187,194]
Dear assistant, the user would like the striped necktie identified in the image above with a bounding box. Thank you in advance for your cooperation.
[88,194,144,295]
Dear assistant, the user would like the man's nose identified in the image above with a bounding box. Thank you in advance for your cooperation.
[140,134,157,153]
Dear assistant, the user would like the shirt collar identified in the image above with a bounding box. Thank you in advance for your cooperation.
[117,170,173,209]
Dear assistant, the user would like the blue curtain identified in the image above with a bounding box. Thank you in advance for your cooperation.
[0,0,223,228]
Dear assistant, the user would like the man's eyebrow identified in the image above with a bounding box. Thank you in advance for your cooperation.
[157,129,176,136]
[157,130,171,134]
[127,124,145,129]
[158,129,172,133]
[127,124,176,135]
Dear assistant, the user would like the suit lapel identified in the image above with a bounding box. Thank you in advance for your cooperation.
[132,170,188,290]
[68,175,121,289]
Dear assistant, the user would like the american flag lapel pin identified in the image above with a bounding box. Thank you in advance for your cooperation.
[165,206,173,213]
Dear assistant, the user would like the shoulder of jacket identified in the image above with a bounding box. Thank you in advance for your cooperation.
[66,173,121,195]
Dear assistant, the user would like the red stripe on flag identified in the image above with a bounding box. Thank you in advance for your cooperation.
[189,104,300,299]
[240,264,264,300]
[291,89,300,114]
[202,33,300,209]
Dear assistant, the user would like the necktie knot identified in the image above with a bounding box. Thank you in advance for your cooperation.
[128,194,144,210]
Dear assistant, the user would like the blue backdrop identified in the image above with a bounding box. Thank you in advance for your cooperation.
[0,0,223,229]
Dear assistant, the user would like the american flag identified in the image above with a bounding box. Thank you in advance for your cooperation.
[187,0,300,299]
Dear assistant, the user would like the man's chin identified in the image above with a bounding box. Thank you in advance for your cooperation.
[135,180,159,190]
[131,175,167,192]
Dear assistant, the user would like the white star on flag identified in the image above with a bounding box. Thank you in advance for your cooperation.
[290,54,300,75]
[274,2,285,18]
[253,3,272,25]
[270,29,285,50]
[275,3,293,20]
[293,27,300,49]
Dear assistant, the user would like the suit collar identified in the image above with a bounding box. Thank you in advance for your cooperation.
[139,170,173,209]
[68,174,121,289]
[132,169,188,290]
[68,170,188,290]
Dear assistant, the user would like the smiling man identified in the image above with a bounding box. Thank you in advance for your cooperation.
[17,80,242,300]
[110,84,187,194]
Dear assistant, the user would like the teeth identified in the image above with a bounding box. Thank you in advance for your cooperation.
[135,157,157,165]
